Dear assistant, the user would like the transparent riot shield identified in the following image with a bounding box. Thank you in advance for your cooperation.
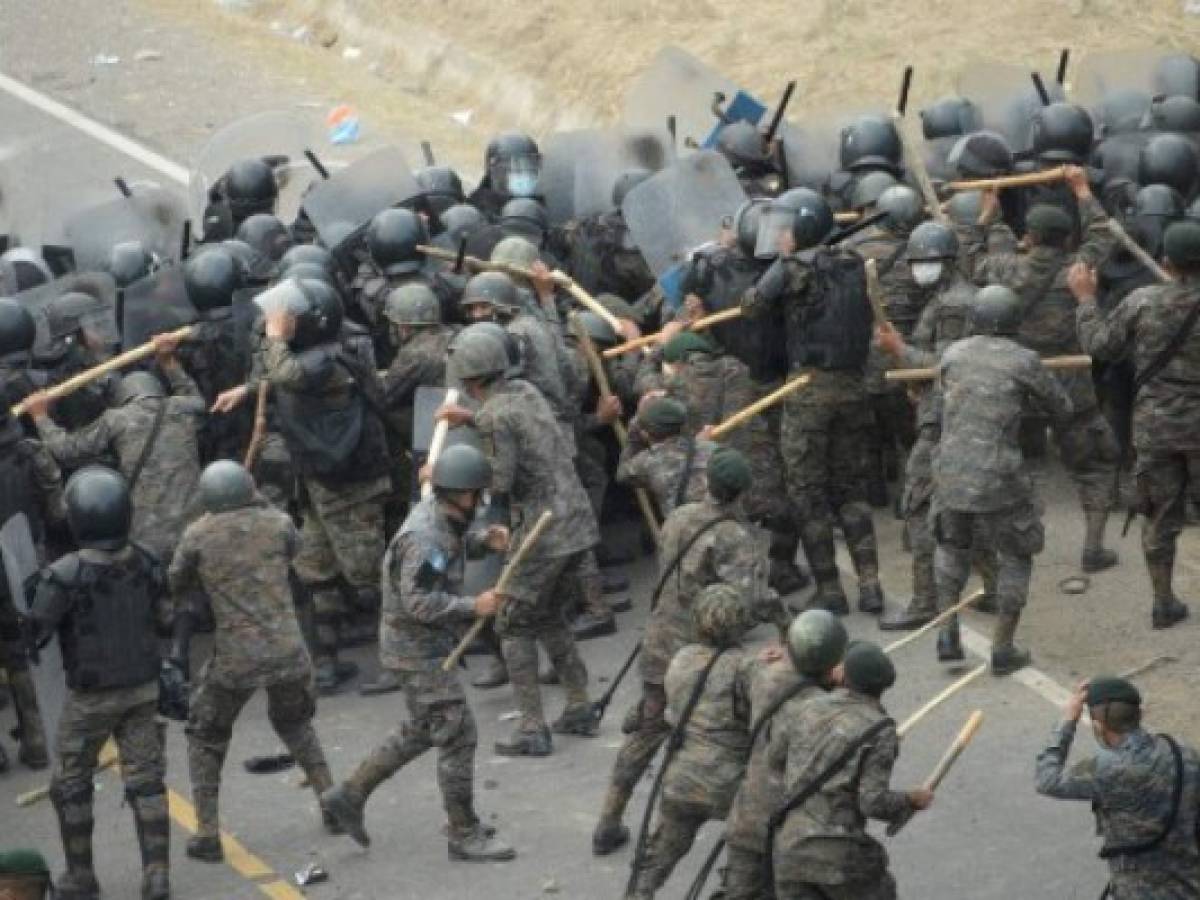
[572,126,676,220]
[16,273,119,355]
[957,61,1066,155]
[621,46,742,152]
[63,183,187,273]
[300,146,421,249]
[620,150,748,277]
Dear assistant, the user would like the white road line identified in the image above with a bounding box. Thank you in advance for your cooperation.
[0,71,190,186]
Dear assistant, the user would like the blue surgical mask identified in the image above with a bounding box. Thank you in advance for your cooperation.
[507,173,539,198]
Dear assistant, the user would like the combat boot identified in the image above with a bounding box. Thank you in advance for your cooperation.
[990,611,1031,676]
[571,611,617,641]
[141,866,170,900]
[494,726,552,757]
[768,558,811,596]
[880,554,936,630]
[448,824,516,862]
[186,788,223,862]
[54,871,101,900]
[936,618,965,662]
[471,655,509,689]
[810,577,849,616]
[593,784,633,856]
[552,704,599,737]
[858,580,885,614]
[1080,509,1119,573]
[0,741,8,773]
[314,659,359,695]
[320,784,370,847]
[8,669,48,769]
[358,668,403,696]
[1148,553,1190,629]
[52,782,99,899]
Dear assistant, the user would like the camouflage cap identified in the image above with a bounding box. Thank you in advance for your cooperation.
[640,397,688,435]
[663,330,716,363]
[707,447,751,497]
[1024,204,1074,241]
[693,583,750,646]
[491,235,540,269]
[843,640,896,696]
[1086,676,1141,708]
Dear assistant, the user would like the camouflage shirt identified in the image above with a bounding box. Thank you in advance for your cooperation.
[36,364,205,561]
[615,431,711,517]
[768,689,912,886]
[661,644,755,815]
[664,352,760,459]
[475,377,599,559]
[1077,281,1200,456]
[382,325,458,439]
[1036,721,1200,898]
[934,335,1072,512]
[168,500,311,688]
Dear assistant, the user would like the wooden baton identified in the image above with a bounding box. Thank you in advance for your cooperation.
[242,381,271,470]
[897,667,987,738]
[891,110,950,226]
[883,589,985,656]
[864,258,891,328]
[1106,218,1174,286]
[11,325,194,418]
[708,373,811,441]
[887,709,986,836]
[885,355,1092,383]
[602,308,743,359]
[441,510,554,671]
[946,166,1067,193]
[421,388,461,499]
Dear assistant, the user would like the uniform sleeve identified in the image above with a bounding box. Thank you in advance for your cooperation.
[24,440,65,525]
[262,337,312,389]
[897,300,941,369]
[1020,356,1074,424]
[615,439,653,488]
[28,571,73,644]
[393,537,476,624]
[857,727,913,824]
[478,408,518,498]
[1077,294,1139,362]
[1035,720,1099,801]
[1076,195,1116,269]
[382,352,431,410]
[163,363,204,404]
[35,412,115,469]
[167,530,200,598]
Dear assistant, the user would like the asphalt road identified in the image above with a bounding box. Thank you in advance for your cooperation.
[0,4,1195,898]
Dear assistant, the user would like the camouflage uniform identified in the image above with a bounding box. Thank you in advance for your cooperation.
[561,211,657,304]
[769,689,914,899]
[976,196,1120,523]
[35,364,204,563]
[933,336,1072,618]
[334,495,493,836]
[723,663,819,900]
[29,545,172,896]
[1036,722,1200,898]
[616,430,711,517]
[628,644,754,897]
[1077,280,1200,618]
[169,500,332,841]
[475,378,599,738]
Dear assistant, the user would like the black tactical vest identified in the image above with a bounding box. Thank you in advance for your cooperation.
[785,248,873,372]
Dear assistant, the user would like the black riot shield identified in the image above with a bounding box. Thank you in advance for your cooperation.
[64,183,187,273]
[119,265,198,350]
[300,146,421,249]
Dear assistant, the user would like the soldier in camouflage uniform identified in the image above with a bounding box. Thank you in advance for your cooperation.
[769,642,932,899]
[1073,220,1200,629]
[321,445,516,862]
[975,166,1121,572]
[27,334,204,564]
[560,169,657,304]
[437,325,598,756]
[931,286,1073,675]
[617,397,711,516]
[1036,676,1200,898]
[27,468,172,900]
[626,584,756,898]
[593,449,782,855]
[169,461,336,862]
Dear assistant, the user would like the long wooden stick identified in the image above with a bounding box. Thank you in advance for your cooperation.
[417,244,622,332]
[570,314,661,543]
[1106,219,1174,285]
[11,325,194,417]
[888,709,985,836]
[242,381,271,470]
[883,589,985,656]
[897,667,986,738]
[864,258,891,328]
[891,110,950,226]
[602,308,743,359]
[709,374,811,441]
[442,510,554,671]
[947,166,1067,193]
[421,387,460,499]
[885,355,1092,383]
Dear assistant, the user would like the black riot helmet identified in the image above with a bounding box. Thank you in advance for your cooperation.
[282,262,335,286]
[920,97,982,140]
[1138,133,1200,198]
[107,241,155,289]
[440,204,486,244]
[946,190,984,228]
[224,158,278,219]
[278,243,334,278]
[1155,53,1200,101]
[839,115,903,174]
[220,239,259,281]
[733,198,767,257]
[969,284,1022,336]
[198,459,256,513]
[1098,89,1153,135]
[114,370,166,405]
[484,132,542,198]
[611,169,653,208]
[849,171,899,211]
[1129,183,1185,258]
[716,121,769,169]
[1031,103,1095,164]
[1149,96,1200,134]
[432,443,492,493]
[236,213,292,265]
[756,188,834,258]
[64,466,132,551]
[947,131,1014,179]
[905,221,960,262]
[876,185,924,234]
[500,197,549,239]
[46,291,117,345]
[415,165,465,217]
[184,247,242,311]
[291,277,344,350]
[0,248,52,295]
[0,298,36,356]
[367,207,426,276]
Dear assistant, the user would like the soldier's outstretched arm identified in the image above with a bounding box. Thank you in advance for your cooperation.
[1075,283,1146,363]
[32,412,114,471]
[856,728,914,825]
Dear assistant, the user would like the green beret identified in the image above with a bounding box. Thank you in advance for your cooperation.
[707,447,752,497]
[0,849,49,875]
[641,397,688,435]
[1164,220,1200,268]
[1024,204,1075,240]
[663,330,716,363]
[596,292,644,326]
[1087,676,1141,708]
[843,641,896,696]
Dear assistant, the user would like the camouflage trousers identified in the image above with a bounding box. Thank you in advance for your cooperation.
[934,502,1044,615]
[1107,864,1200,900]
[1135,451,1200,563]
[1051,407,1120,513]
[496,550,591,732]
[599,682,670,825]
[724,844,774,900]
[345,668,479,832]
[575,433,609,520]
[774,873,897,900]
[186,674,330,837]
[50,682,168,879]
[629,798,716,896]
[867,386,916,485]
[780,394,879,590]
[743,402,799,540]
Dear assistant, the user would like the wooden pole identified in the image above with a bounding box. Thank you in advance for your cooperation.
[897,667,986,738]
[242,382,271,470]
[885,355,1092,383]
[946,166,1067,193]
[441,510,554,671]
[708,374,811,441]
[891,110,950,226]
[11,325,194,418]
[602,308,743,359]
[865,258,891,328]
[883,589,985,656]
[570,314,661,543]
[887,709,986,836]
[421,388,460,499]
[1105,219,1174,285]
